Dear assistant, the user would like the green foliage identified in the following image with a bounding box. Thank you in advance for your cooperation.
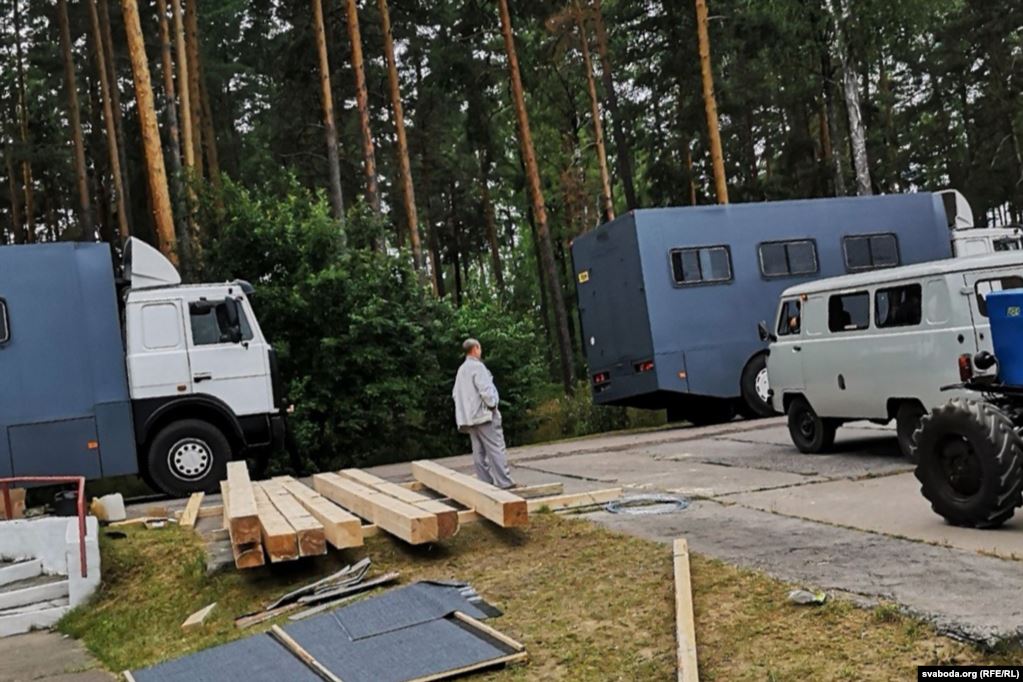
[526,382,666,443]
[197,177,545,470]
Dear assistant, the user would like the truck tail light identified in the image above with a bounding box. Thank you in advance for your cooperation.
[958,354,973,382]
[634,360,655,373]
[592,372,609,385]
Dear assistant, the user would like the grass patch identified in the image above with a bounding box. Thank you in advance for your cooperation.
[61,514,1015,680]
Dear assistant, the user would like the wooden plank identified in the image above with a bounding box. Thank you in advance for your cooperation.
[221,481,265,569]
[313,473,438,544]
[253,484,299,562]
[179,492,205,529]
[269,625,344,682]
[411,460,527,528]
[225,460,260,544]
[197,504,223,519]
[0,488,26,520]
[338,469,459,539]
[673,538,699,682]
[181,602,216,631]
[259,480,326,557]
[400,480,562,500]
[277,477,363,549]
[526,488,622,512]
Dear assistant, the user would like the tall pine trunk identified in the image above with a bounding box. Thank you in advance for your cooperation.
[88,0,130,241]
[694,0,728,204]
[154,0,189,263]
[57,0,95,240]
[378,0,423,271]
[591,0,636,210]
[311,0,345,222]
[497,0,576,394]
[13,0,34,242]
[121,0,177,262]
[824,0,871,195]
[184,0,204,178]
[98,0,134,228]
[5,149,22,243]
[574,0,614,224]
[345,0,381,216]
[478,152,505,291]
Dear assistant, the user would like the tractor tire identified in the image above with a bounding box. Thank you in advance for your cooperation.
[913,398,1023,529]
[786,396,837,454]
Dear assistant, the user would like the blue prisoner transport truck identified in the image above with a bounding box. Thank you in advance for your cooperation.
[0,238,284,496]
[571,190,1022,425]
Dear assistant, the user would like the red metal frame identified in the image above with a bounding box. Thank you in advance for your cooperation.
[0,476,87,579]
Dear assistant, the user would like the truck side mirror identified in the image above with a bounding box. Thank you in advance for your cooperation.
[222,297,243,344]
[757,320,776,343]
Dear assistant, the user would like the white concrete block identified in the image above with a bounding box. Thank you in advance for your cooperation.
[0,579,68,610]
[0,560,41,588]
[65,517,100,607]
[0,602,70,638]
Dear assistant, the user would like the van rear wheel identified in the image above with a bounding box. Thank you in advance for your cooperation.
[787,397,836,454]
[145,419,231,497]
[740,354,776,418]
[895,402,926,461]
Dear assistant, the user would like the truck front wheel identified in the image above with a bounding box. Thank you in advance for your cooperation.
[913,398,1023,528]
[146,419,231,497]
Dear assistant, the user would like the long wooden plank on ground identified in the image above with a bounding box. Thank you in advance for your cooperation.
[673,538,699,682]
[411,460,527,528]
[252,484,299,562]
[259,480,327,557]
[313,472,438,544]
[276,476,364,549]
[338,469,459,539]
[220,481,264,569]
[225,461,260,544]
[179,492,204,529]
[526,488,622,512]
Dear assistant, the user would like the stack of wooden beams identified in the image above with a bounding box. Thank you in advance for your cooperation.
[209,460,622,570]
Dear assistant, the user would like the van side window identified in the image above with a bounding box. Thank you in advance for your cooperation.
[828,292,870,332]
[189,301,254,345]
[975,277,1023,317]
[777,300,801,336]
[843,234,900,271]
[758,240,818,278]
[669,246,732,285]
[875,284,922,328]
[0,298,9,344]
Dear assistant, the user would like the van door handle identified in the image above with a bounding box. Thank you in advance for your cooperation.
[194,373,213,383]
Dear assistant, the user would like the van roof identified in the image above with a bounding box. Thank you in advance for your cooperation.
[781,252,1023,297]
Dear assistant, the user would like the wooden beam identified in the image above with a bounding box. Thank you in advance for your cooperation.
[179,492,204,529]
[197,504,223,519]
[181,602,216,631]
[338,469,459,539]
[221,481,264,569]
[276,477,363,549]
[225,460,260,544]
[673,538,699,682]
[253,484,299,562]
[269,625,344,682]
[259,480,326,557]
[313,472,438,544]
[526,488,622,512]
[399,480,562,500]
[411,460,527,528]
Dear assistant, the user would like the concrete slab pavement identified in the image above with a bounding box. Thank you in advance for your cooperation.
[0,631,113,681]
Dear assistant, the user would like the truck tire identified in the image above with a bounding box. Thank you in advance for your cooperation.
[895,402,926,461]
[913,398,1023,529]
[787,396,837,453]
[146,419,231,497]
[740,354,776,418]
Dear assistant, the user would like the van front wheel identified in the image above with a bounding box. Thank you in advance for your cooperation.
[787,397,836,454]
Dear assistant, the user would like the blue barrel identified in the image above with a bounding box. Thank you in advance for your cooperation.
[986,289,1023,386]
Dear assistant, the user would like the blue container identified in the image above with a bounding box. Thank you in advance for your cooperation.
[985,290,1023,386]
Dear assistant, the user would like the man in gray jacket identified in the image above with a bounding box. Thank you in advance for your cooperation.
[452,338,516,489]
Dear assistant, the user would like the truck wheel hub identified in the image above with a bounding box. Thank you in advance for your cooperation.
[755,368,770,403]
[169,438,212,481]
[937,437,982,497]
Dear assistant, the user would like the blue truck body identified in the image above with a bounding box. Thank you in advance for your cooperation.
[571,193,954,411]
[0,242,138,479]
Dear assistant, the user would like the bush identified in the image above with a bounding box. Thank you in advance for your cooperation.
[525,382,667,443]
[197,179,546,471]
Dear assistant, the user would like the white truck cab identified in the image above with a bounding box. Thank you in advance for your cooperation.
[765,252,1023,458]
[122,239,284,494]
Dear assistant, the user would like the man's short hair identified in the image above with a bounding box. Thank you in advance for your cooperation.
[463,338,480,354]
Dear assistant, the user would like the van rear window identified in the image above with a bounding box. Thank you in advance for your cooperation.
[975,277,1023,317]
[669,246,732,285]
[843,234,900,271]
[876,284,922,328]
[759,240,818,278]
[828,292,870,332]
